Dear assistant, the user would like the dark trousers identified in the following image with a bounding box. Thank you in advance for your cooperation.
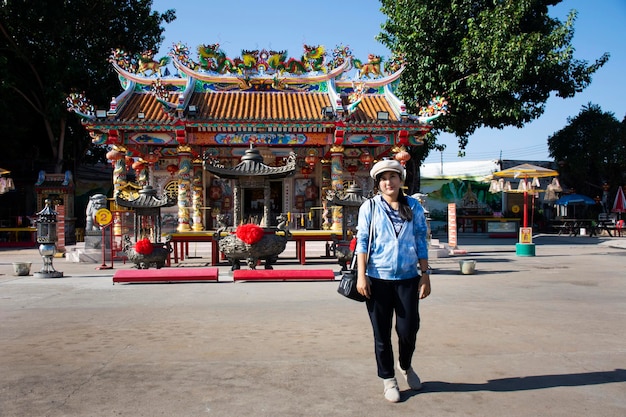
[366,277,421,379]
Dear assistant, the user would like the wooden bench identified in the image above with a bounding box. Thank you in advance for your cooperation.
[113,267,219,284]
[233,269,336,282]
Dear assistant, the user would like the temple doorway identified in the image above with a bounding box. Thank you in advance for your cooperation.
[242,180,283,226]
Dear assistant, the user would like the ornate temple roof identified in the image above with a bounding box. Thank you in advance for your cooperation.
[203,145,297,179]
[66,43,448,147]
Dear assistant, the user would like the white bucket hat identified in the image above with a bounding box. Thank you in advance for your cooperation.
[370,159,405,180]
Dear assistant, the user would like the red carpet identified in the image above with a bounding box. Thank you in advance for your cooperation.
[233,269,336,282]
[113,267,219,284]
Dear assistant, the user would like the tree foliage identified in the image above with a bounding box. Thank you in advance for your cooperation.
[548,104,626,198]
[0,0,175,173]
[377,0,609,193]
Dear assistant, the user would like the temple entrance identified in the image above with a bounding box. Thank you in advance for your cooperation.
[242,180,283,226]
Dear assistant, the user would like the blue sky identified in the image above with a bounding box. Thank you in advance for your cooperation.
[152,0,626,164]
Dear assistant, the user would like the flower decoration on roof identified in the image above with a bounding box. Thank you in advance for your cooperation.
[66,91,94,118]
[384,51,406,74]
[328,45,353,71]
[417,95,449,123]
[170,42,199,70]
[151,78,171,102]
[109,48,137,73]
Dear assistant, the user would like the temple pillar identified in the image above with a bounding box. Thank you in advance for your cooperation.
[191,162,204,231]
[177,146,193,232]
[111,149,127,198]
[330,145,344,232]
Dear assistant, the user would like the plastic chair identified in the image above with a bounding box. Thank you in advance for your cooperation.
[616,220,624,237]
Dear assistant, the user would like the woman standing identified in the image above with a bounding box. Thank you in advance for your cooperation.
[355,159,431,403]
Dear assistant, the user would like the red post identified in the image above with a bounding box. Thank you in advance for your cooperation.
[96,223,113,270]
[523,191,528,228]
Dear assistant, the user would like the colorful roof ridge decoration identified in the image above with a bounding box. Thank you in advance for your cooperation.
[67,42,448,146]
[107,44,405,93]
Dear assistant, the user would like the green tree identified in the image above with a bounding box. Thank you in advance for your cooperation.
[548,103,626,199]
[377,0,608,193]
[0,0,175,173]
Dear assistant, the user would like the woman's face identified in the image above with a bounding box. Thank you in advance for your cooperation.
[377,171,402,198]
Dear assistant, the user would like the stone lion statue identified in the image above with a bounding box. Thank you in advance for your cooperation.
[85,194,108,231]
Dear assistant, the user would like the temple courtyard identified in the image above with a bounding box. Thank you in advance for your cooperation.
[1,235,625,416]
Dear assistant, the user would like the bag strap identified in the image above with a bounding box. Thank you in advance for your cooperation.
[366,198,374,264]
[350,199,374,270]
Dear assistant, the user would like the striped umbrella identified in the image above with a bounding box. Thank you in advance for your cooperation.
[612,186,626,215]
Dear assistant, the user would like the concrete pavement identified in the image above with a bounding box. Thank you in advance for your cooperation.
[1,234,625,416]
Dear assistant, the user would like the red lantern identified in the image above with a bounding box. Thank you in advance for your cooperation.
[359,150,374,169]
[166,164,179,175]
[346,163,358,177]
[301,166,313,178]
[394,148,411,166]
[304,150,319,168]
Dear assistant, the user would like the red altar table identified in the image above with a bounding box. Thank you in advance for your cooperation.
[168,229,340,265]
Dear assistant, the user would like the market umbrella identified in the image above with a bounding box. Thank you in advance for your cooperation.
[555,193,596,206]
[555,193,596,218]
[493,163,559,228]
[612,186,626,218]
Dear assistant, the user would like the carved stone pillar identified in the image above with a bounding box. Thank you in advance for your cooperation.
[330,145,344,231]
[191,163,204,231]
[177,146,193,232]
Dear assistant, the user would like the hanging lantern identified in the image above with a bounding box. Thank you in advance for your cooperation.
[301,165,313,178]
[166,164,179,175]
[394,147,411,166]
[346,163,358,177]
[359,150,374,169]
[304,150,319,168]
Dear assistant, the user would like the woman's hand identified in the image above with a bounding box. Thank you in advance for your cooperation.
[419,274,431,299]
[357,274,371,299]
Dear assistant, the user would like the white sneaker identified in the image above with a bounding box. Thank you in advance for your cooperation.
[383,377,400,402]
[397,362,422,390]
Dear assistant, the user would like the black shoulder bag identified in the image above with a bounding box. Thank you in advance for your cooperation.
[337,199,374,302]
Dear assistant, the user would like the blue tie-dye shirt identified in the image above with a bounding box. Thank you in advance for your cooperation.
[355,194,429,280]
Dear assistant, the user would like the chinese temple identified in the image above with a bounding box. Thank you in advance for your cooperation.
[67,43,446,234]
